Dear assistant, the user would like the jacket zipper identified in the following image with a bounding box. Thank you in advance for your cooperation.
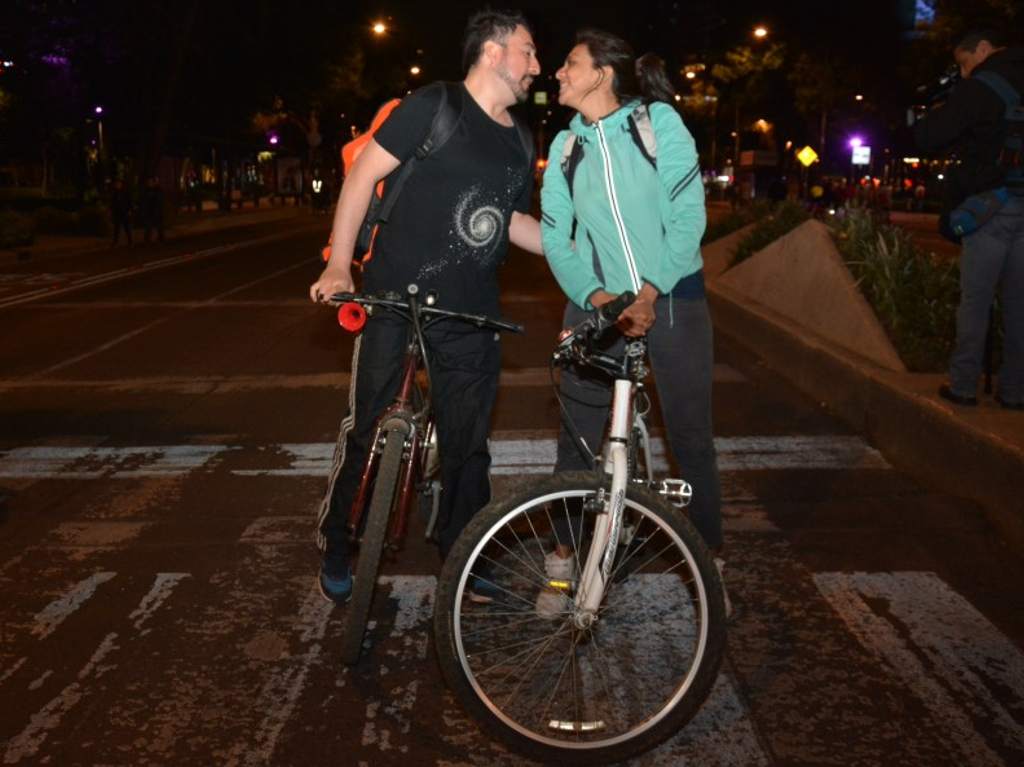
[595,121,642,293]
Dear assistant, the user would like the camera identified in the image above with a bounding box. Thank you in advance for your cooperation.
[916,64,962,107]
[908,65,961,126]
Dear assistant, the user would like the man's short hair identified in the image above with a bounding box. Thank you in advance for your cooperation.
[461,8,531,75]
[955,28,1006,52]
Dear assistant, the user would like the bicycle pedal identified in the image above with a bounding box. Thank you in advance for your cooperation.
[657,478,692,508]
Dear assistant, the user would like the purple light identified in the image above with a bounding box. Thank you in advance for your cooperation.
[94,106,104,115]
[269,135,279,145]
[848,136,863,149]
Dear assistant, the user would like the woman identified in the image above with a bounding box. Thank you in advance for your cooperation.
[539,29,726,615]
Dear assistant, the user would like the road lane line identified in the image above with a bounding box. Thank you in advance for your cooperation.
[31,572,117,640]
[23,258,314,379]
[0,226,322,310]
[814,571,1024,766]
[223,582,333,767]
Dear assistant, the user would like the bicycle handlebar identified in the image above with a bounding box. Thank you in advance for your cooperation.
[328,290,524,334]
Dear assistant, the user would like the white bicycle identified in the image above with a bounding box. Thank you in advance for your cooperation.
[433,293,727,765]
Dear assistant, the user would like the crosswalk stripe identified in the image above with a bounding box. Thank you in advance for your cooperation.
[31,572,117,640]
[814,572,1024,766]
[0,435,889,479]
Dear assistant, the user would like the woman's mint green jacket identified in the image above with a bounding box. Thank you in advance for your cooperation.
[540,100,706,309]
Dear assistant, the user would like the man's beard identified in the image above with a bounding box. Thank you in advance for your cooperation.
[497,64,532,103]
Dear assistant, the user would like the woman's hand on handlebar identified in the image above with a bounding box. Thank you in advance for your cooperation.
[618,295,656,337]
[310,265,354,303]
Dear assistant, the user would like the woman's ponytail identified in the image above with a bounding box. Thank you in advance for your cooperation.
[636,53,676,104]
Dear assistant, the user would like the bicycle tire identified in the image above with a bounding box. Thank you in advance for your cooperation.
[339,426,406,665]
[433,472,726,765]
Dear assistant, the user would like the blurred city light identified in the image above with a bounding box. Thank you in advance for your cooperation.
[94,106,104,115]
[372,21,387,35]
[848,136,863,148]
[410,65,421,76]
[753,26,768,39]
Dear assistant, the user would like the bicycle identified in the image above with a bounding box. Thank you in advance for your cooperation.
[327,285,523,665]
[432,293,727,765]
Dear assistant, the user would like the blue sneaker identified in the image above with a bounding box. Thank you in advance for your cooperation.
[318,568,353,605]
[467,574,501,604]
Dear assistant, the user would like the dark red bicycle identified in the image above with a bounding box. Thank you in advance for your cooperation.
[328,285,523,664]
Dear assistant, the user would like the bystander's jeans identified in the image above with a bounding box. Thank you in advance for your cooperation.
[950,195,1024,404]
[554,295,723,550]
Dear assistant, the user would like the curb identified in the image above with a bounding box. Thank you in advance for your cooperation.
[708,282,1024,550]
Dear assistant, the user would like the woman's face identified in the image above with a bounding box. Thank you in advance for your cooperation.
[555,44,607,110]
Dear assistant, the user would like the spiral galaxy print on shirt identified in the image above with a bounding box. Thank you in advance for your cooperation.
[418,186,506,279]
[455,189,503,251]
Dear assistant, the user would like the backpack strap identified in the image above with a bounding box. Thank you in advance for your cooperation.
[559,134,584,196]
[627,103,658,169]
[377,82,463,224]
[972,70,1021,112]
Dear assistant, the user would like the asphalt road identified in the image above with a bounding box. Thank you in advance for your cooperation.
[1,218,1022,766]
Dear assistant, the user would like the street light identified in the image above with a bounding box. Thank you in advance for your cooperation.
[372,21,387,35]
[753,26,768,39]
[410,65,421,76]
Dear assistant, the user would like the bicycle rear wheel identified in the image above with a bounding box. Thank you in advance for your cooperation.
[340,425,406,665]
[433,472,726,765]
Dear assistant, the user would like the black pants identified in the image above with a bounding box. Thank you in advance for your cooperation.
[317,314,501,574]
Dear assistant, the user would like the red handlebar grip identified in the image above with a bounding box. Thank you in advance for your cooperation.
[338,302,367,332]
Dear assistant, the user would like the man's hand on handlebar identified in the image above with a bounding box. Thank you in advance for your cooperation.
[310,265,354,303]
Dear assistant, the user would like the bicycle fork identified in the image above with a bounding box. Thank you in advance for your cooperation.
[573,379,632,628]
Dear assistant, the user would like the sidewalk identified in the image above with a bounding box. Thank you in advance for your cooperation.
[0,198,322,267]
[708,274,1024,550]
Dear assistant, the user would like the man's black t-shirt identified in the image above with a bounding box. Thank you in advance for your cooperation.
[366,83,532,316]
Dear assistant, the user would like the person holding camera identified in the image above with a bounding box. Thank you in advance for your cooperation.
[914,28,1024,410]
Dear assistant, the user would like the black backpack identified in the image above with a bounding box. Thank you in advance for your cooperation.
[972,70,1024,194]
[355,82,534,259]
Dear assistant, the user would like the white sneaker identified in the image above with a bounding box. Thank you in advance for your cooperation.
[535,550,575,619]
[714,557,733,620]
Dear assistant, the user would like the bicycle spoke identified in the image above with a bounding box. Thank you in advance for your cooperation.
[499,623,574,713]
[459,612,560,640]
[471,621,570,680]
[505,521,545,580]
[482,533,556,590]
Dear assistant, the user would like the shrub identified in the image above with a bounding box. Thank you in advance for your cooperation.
[32,205,78,235]
[0,209,35,247]
[731,200,810,265]
[831,206,960,372]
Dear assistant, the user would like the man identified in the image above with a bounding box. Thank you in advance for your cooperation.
[308,9,543,603]
[915,28,1024,410]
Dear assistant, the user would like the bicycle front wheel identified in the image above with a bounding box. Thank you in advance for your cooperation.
[339,425,406,665]
[434,472,726,765]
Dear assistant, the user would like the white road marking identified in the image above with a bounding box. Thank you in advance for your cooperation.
[31,572,117,640]
[128,574,190,633]
[222,582,333,767]
[0,226,321,310]
[0,364,747,393]
[2,573,189,764]
[3,632,120,764]
[0,435,889,479]
[814,571,1024,766]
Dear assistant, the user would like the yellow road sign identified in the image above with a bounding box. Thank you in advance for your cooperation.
[796,145,819,167]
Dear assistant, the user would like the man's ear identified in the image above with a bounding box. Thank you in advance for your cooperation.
[481,38,503,68]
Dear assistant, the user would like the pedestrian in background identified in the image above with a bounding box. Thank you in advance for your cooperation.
[109,178,133,246]
[141,176,165,243]
[914,27,1024,410]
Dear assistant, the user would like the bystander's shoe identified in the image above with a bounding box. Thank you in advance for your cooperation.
[467,574,502,604]
[996,394,1024,410]
[714,557,733,620]
[317,567,353,605]
[938,384,978,407]
[535,550,575,619]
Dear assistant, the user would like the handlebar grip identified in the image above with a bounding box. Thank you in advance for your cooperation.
[594,291,636,332]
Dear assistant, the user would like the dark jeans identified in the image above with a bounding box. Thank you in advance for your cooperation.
[316,314,501,575]
[554,296,722,550]
[950,195,1024,403]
